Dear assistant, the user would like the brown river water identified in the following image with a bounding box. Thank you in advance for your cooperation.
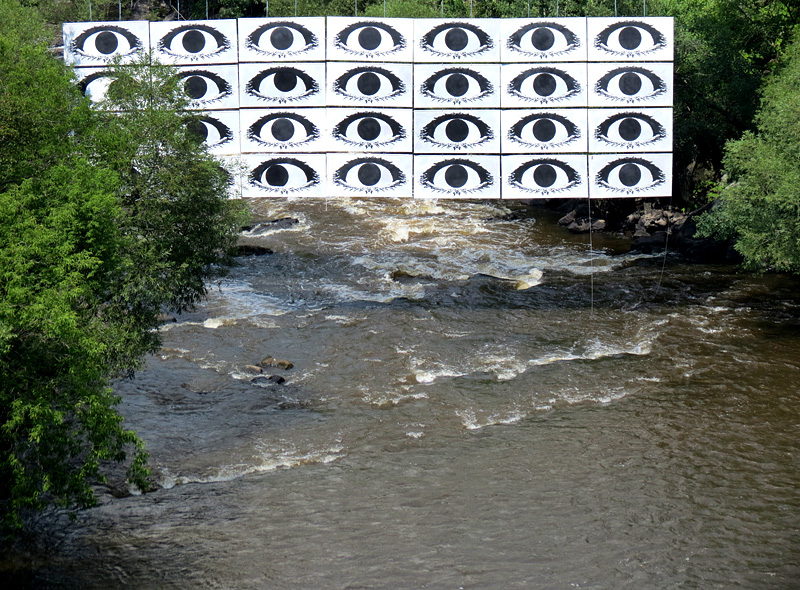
[4,198,799,589]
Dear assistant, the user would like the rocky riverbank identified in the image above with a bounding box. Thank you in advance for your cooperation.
[534,199,742,264]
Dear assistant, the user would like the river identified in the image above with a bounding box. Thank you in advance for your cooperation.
[4,198,799,589]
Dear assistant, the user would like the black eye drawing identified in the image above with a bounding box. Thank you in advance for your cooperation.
[332,112,406,149]
[419,22,493,59]
[158,24,231,61]
[595,157,666,195]
[595,112,666,148]
[595,21,667,57]
[420,68,493,105]
[186,115,233,149]
[507,22,581,59]
[176,70,232,106]
[246,21,318,58]
[595,66,667,103]
[77,70,116,102]
[246,67,319,103]
[508,113,581,150]
[420,113,493,150]
[508,67,581,104]
[250,157,320,194]
[333,157,406,194]
[248,112,319,149]
[509,158,581,196]
[334,21,406,58]
[333,66,405,103]
[420,159,493,196]
[70,25,142,62]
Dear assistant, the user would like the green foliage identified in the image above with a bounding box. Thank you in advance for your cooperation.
[697,28,800,272]
[0,0,247,527]
[657,0,798,193]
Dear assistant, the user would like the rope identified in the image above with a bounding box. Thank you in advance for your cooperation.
[588,197,594,315]
[655,195,674,295]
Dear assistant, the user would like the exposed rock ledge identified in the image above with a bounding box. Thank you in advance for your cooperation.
[545,199,741,264]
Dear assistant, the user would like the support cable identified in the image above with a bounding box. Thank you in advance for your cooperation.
[588,197,594,315]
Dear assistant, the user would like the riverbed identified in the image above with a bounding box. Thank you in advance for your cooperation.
[5,198,799,589]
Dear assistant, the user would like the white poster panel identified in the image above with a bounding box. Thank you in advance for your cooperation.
[239,62,326,108]
[502,154,588,199]
[327,108,413,153]
[501,108,588,154]
[414,19,501,63]
[188,109,240,155]
[75,67,116,103]
[588,153,672,198]
[501,62,587,108]
[64,21,150,67]
[588,108,672,153]
[587,62,673,107]
[240,108,327,154]
[327,153,413,197]
[413,110,500,155]
[241,153,327,198]
[150,19,238,65]
[587,17,674,62]
[414,63,500,109]
[176,64,239,110]
[327,18,414,62]
[327,62,413,108]
[238,17,326,62]
[414,155,500,199]
[500,18,587,63]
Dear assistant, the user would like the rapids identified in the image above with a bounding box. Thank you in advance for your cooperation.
[4,198,799,589]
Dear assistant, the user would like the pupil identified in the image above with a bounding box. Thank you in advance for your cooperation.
[274,70,298,92]
[95,31,118,55]
[182,30,206,53]
[184,76,207,99]
[357,118,381,141]
[270,27,293,50]
[358,27,382,51]
[186,120,207,141]
[444,164,468,188]
[271,118,295,142]
[444,28,468,51]
[445,73,469,97]
[533,164,557,187]
[533,73,557,96]
[445,119,469,143]
[619,27,642,50]
[358,163,382,186]
[265,164,289,187]
[531,28,555,51]
[357,72,381,96]
[618,118,642,141]
[619,163,642,186]
[532,119,557,142]
[619,72,642,95]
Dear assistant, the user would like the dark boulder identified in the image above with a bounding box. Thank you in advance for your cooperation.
[234,244,273,257]
[251,375,286,386]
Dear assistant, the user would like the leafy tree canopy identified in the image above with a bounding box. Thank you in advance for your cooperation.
[0,0,247,528]
[696,27,800,272]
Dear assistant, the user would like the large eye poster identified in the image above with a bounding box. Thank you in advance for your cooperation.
[64,16,674,199]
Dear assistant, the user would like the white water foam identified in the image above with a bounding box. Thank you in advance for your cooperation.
[156,443,345,488]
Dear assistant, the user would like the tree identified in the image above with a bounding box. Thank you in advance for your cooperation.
[696,28,800,272]
[0,0,246,527]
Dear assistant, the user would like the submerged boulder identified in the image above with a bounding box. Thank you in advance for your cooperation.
[260,356,294,370]
[234,244,273,257]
